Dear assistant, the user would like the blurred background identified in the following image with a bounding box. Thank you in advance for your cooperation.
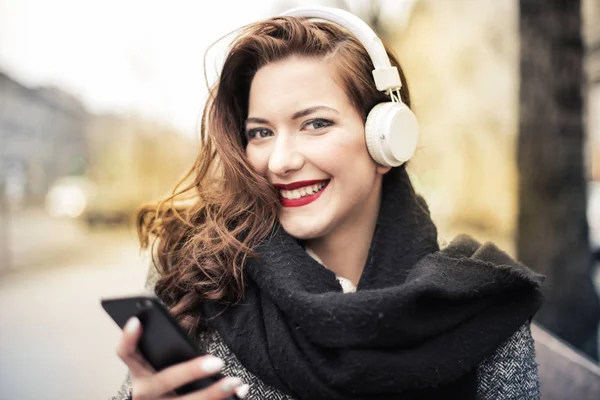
[0,0,599,399]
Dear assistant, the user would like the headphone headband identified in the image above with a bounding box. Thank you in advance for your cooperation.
[280,6,402,92]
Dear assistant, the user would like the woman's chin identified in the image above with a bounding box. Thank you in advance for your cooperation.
[280,219,327,241]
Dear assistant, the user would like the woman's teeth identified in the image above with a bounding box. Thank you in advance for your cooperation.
[280,182,327,199]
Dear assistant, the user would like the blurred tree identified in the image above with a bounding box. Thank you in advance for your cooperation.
[518,0,600,360]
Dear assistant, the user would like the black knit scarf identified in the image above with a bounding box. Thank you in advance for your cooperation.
[203,168,544,399]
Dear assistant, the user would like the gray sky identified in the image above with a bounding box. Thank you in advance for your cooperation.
[0,0,286,135]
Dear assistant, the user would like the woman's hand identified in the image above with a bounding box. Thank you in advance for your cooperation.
[116,317,249,400]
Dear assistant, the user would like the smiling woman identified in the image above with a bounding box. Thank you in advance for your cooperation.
[110,6,544,400]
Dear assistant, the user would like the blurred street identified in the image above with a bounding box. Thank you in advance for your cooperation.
[0,209,149,400]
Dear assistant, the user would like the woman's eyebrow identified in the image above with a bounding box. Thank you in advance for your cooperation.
[245,106,339,126]
[291,106,339,120]
[245,117,269,125]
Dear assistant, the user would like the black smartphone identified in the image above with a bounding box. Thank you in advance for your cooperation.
[101,294,239,398]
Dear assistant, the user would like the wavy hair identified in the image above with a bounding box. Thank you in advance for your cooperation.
[135,15,412,334]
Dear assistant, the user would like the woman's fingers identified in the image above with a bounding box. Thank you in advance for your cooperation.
[115,317,154,378]
[136,355,231,398]
[116,317,249,399]
[176,376,249,400]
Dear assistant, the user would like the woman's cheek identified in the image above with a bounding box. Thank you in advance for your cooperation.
[312,132,354,159]
[246,147,269,173]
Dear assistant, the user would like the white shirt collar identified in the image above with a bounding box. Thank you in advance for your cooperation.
[305,246,357,293]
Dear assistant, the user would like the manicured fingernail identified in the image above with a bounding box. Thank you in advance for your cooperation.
[125,317,140,334]
[235,384,250,398]
[200,356,224,373]
[221,377,242,392]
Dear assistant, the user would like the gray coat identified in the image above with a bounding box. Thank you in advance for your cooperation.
[112,321,540,400]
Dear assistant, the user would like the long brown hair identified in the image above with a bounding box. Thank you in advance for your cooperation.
[136,15,412,334]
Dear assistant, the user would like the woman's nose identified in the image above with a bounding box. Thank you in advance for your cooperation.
[268,135,304,177]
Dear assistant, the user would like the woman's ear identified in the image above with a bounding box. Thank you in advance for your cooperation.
[376,164,392,175]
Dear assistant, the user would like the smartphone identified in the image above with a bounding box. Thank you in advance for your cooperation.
[101,294,239,398]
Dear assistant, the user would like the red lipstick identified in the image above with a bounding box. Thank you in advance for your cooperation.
[274,180,330,208]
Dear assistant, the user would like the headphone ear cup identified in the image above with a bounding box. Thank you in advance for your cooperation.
[365,105,388,167]
[365,102,419,167]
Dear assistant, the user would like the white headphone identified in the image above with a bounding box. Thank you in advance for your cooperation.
[280,6,419,167]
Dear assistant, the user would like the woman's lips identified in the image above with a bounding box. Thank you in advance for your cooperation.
[278,180,330,208]
[273,179,327,190]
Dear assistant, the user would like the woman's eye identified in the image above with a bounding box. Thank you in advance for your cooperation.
[303,118,334,131]
[246,128,273,140]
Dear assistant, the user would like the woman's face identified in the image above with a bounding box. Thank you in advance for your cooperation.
[245,56,390,240]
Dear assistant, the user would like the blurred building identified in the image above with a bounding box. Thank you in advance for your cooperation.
[0,72,89,207]
[0,70,196,225]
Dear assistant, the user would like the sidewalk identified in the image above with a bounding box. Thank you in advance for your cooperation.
[0,259,149,400]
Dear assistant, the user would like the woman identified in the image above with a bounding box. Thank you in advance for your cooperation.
[112,6,543,400]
